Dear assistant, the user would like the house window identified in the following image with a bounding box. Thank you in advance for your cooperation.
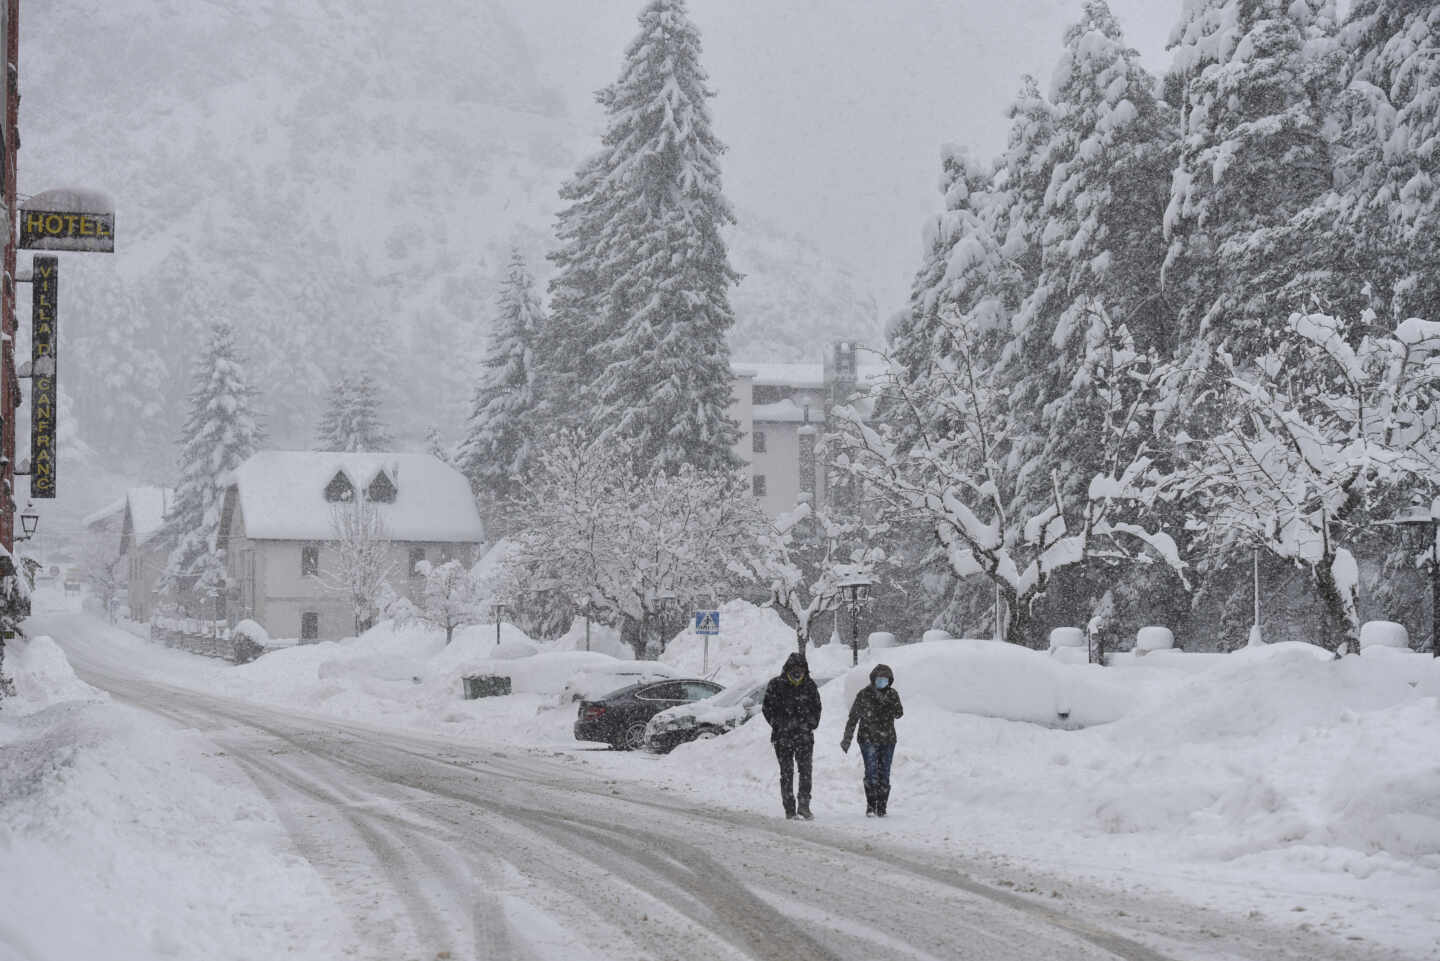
[753,474,767,497]
[367,471,397,503]
[301,544,320,577]
[300,612,319,642]
[324,471,355,503]
[409,546,426,575]
[752,431,766,454]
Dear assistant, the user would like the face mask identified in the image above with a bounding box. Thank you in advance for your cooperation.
[874,677,890,689]
[787,672,805,685]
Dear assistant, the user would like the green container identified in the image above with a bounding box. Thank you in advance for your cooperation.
[461,674,511,699]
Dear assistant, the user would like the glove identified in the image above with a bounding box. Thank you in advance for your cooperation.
[840,738,850,754]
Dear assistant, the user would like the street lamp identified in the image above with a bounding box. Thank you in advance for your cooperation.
[1386,493,1439,657]
[490,601,509,646]
[835,565,874,666]
[643,588,677,657]
[17,503,38,541]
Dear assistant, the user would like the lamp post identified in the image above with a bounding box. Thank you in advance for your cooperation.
[490,601,508,646]
[835,565,874,667]
[643,588,676,658]
[1386,494,1439,656]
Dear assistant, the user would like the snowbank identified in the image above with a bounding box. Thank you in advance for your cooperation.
[1,634,101,715]
[0,632,344,960]
[642,641,1440,954]
[660,599,854,683]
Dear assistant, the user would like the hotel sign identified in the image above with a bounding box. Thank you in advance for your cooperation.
[19,208,115,253]
[31,257,58,498]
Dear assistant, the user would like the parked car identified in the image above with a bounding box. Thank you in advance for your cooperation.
[644,671,839,753]
[574,677,724,751]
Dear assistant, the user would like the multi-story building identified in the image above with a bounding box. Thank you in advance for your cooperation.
[731,341,879,517]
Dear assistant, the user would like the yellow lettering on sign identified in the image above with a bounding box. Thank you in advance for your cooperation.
[79,217,94,236]
[25,212,43,233]
[44,214,63,234]
[36,264,53,277]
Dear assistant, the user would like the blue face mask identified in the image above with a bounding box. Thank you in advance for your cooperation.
[874,677,889,689]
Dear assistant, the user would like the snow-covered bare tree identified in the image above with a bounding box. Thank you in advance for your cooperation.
[508,432,767,658]
[157,321,262,613]
[459,249,545,519]
[315,368,392,453]
[320,497,395,635]
[79,532,125,623]
[1179,312,1440,652]
[390,560,485,645]
[839,309,1186,647]
[757,501,886,654]
[546,0,740,474]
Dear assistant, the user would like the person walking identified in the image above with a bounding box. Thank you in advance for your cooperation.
[761,651,822,819]
[840,663,903,817]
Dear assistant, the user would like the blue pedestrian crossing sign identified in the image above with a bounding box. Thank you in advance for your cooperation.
[694,610,720,635]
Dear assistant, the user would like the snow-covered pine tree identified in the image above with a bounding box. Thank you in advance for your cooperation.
[315,369,392,452]
[157,321,262,612]
[885,146,1014,450]
[546,0,741,474]
[1003,1,1180,572]
[1162,0,1340,360]
[459,249,545,513]
[1333,1,1440,323]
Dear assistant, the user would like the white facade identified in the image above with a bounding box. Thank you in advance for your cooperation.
[217,451,485,642]
[732,342,875,517]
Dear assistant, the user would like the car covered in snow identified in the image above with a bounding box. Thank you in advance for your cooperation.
[574,677,724,750]
[643,671,838,753]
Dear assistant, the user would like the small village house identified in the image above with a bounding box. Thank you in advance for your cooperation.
[216,451,485,642]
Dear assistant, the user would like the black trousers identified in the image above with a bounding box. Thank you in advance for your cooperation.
[773,735,814,812]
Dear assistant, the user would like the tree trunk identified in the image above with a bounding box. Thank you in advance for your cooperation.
[794,618,809,655]
[1312,559,1357,655]
[445,622,455,645]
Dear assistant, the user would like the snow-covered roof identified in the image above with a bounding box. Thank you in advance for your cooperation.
[126,487,173,546]
[732,361,888,389]
[82,496,127,529]
[734,362,825,388]
[226,451,484,543]
[752,398,825,424]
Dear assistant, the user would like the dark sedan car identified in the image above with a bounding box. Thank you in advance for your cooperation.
[574,678,724,751]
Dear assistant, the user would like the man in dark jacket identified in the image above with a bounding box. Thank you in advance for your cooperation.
[761,651,822,819]
[840,663,903,817]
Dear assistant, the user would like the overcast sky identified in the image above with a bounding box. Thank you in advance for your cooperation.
[508,0,1178,318]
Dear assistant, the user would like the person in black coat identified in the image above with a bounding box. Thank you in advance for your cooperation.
[761,651,822,819]
[840,663,903,817]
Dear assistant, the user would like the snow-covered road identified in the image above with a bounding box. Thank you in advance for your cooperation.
[36,612,1409,961]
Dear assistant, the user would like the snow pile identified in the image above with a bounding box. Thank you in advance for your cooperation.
[645,642,1440,940]
[1360,620,1409,650]
[0,640,343,960]
[1,634,101,715]
[660,599,853,684]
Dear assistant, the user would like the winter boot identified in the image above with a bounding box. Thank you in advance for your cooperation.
[864,782,877,817]
[876,783,890,818]
[797,799,813,820]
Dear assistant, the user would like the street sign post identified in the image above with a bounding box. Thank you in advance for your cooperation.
[695,610,719,675]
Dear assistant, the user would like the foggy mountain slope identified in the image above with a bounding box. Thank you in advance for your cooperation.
[21,0,575,473]
[20,1,878,485]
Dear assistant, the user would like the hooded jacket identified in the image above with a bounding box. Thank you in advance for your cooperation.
[842,663,903,746]
[761,652,822,744]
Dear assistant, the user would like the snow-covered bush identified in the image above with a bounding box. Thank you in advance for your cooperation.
[1359,621,1409,650]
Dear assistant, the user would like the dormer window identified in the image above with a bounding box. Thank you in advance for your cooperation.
[324,471,355,503]
[367,470,397,503]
